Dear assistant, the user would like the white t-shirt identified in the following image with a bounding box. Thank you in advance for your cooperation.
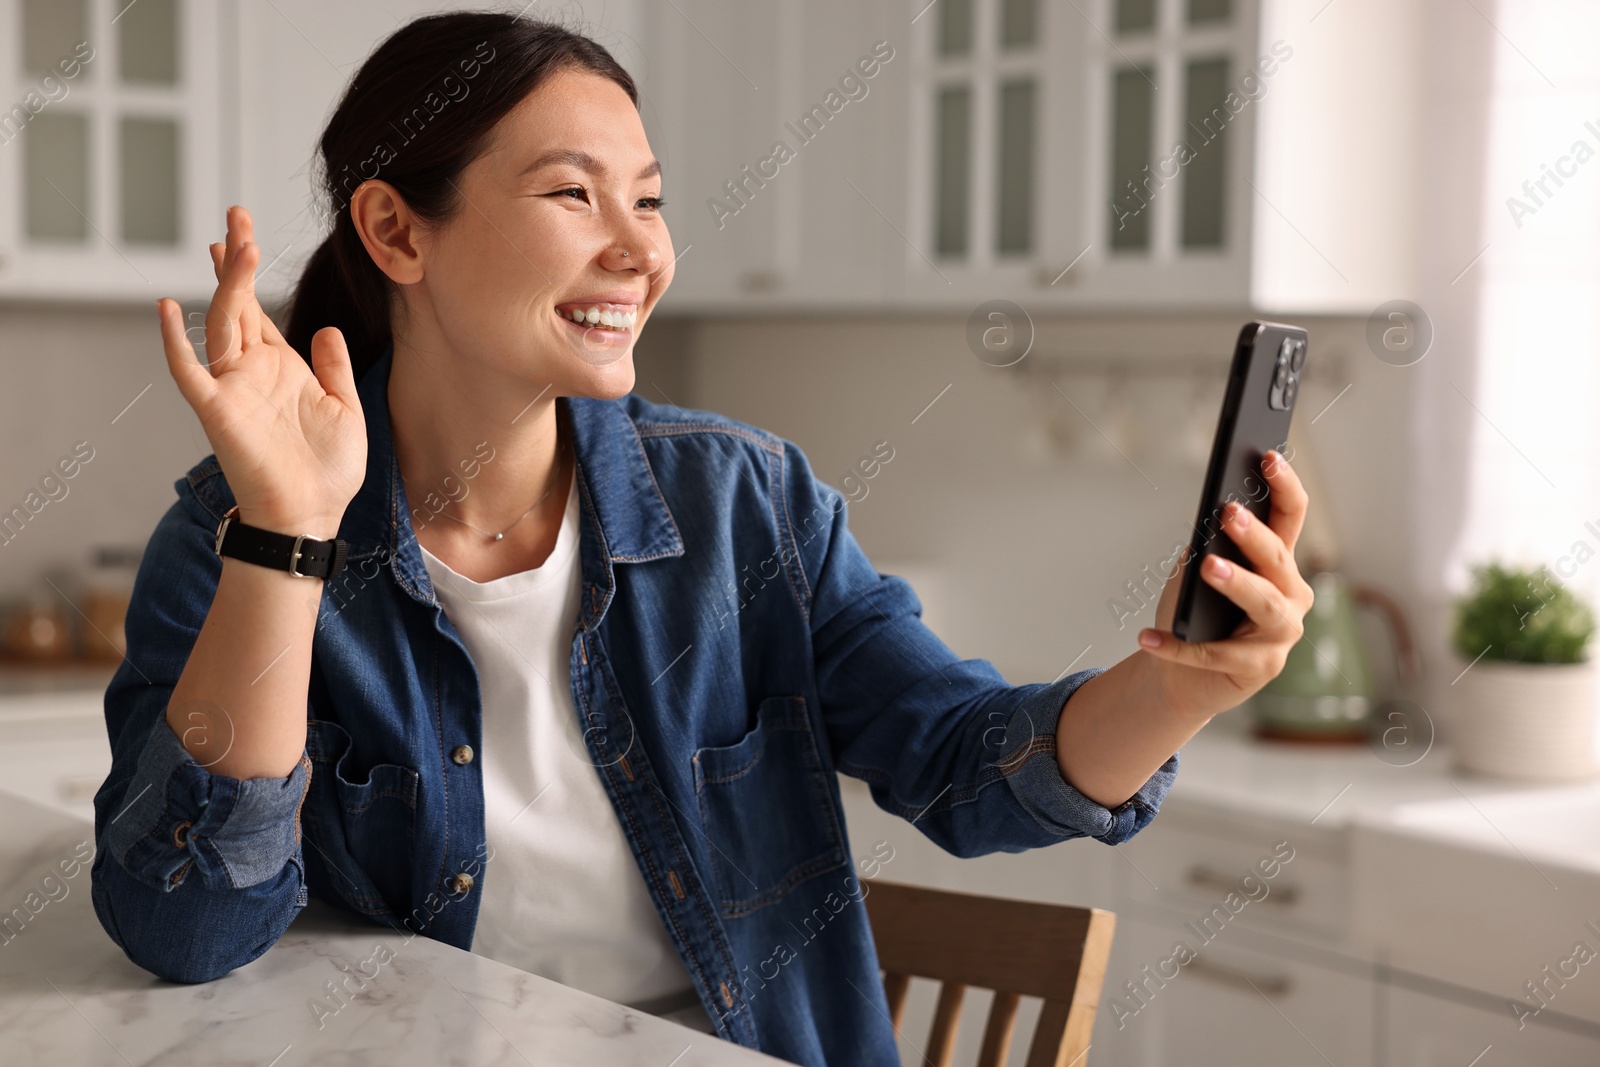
[418,474,711,1032]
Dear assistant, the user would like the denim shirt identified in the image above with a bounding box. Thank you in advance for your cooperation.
[91,348,1179,1066]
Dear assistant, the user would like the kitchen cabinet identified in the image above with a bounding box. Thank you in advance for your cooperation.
[837,714,1600,1067]
[902,0,1260,307]
[1383,984,1600,1067]
[638,0,800,307]
[0,0,228,301]
[1102,798,1378,1066]
[641,0,1417,314]
[1101,916,1375,1067]
[1,0,1410,311]
[638,0,913,309]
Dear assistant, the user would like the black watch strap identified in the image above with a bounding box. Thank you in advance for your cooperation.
[214,505,348,580]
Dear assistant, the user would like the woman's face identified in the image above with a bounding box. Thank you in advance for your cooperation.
[408,67,673,399]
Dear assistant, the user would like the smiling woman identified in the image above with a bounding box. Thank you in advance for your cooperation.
[89,11,1311,1067]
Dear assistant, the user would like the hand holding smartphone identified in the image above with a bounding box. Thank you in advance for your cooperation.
[1171,321,1308,643]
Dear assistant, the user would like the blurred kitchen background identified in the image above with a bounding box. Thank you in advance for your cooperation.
[3,1,1600,1064]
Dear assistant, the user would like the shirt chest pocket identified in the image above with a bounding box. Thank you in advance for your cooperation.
[303,718,419,921]
[691,694,848,919]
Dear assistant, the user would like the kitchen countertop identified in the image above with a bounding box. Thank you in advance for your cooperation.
[0,793,782,1067]
[1158,704,1598,828]
[0,661,118,696]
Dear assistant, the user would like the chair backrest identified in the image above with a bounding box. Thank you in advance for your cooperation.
[863,880,1116,1067]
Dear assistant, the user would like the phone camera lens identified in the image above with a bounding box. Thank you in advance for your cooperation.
[1282,375,1299,408]
[1290,339,1307,372]
[1272,362,1289,390]
[1279,338,1295,363]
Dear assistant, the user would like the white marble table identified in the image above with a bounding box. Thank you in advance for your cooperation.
[0,794,786,1067]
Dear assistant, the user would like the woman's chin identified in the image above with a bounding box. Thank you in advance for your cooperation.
[567,351,636,399]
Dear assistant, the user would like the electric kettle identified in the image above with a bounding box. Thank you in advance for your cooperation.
[1249,561,1419,742]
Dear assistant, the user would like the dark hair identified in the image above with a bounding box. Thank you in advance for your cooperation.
[285,13,637,381]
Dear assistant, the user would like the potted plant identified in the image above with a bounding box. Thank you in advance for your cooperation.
[1450,561,1598,780]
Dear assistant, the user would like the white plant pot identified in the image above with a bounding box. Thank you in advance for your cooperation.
[1452,660,1599,781]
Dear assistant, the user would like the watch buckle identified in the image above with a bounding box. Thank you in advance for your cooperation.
[214,504,239,555]
[288,534,310,578]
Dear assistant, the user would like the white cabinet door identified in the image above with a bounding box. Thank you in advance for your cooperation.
[1100,916,1374,1067]
[0,0,225,301]
[638,0,799,311]
[1384,984,1600,1067]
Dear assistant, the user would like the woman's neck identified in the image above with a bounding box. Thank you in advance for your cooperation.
[387,337,575,581]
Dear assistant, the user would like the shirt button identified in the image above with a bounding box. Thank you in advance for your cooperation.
[451,744,475,766]
[448,872,475,896]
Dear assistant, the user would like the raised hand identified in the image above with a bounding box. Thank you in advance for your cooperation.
[157,206,367,540]
[1142,451,1316,719]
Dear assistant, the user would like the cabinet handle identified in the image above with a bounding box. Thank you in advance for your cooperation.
[1184,865,1300,907]
[1185,958,1293,999]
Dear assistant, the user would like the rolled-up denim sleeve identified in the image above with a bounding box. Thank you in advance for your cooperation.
[103,713,310,893]
[91,474,310,982]
[777,439,1179,856]
[997,668,1179,844]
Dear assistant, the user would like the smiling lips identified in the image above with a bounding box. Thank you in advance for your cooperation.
[556,302,639,331]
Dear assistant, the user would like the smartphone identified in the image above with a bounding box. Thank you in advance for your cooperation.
[1172,321,1308,643]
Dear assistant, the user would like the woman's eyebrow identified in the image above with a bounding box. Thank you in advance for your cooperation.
[521,149,661,181]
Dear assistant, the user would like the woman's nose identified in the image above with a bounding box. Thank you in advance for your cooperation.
[601,239,662,272]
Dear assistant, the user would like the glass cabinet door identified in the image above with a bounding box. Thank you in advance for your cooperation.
[916,0,1048,288]
[0,0,223,299]
[1086,0,1256,303]
[910,0,1258,305]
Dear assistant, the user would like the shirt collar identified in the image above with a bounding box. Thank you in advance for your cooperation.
[347,347,684,607]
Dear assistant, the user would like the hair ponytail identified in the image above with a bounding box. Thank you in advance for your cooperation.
[283,13,637,383]
[284,227,392,381]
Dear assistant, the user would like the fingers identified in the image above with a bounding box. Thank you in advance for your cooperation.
[205,236,261,368]
[1262,449,1309,554]
[1137,625,1277,678]
[156,298,217,408]
[309,327,362,413]
[1196,550,1301,639]
[259,308,288,347]
[1218,499,1300,595]
[211,207,263,351]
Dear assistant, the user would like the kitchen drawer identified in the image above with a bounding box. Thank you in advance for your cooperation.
[1384,983,1600,1066]
[1099,914,1376,1067]
[1117,804,1351,944]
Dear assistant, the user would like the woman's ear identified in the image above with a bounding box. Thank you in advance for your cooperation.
[349,180,424,284]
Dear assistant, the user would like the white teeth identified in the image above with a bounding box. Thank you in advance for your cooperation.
[561,306,637,328]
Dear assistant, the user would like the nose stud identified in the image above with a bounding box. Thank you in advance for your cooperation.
[620,250,630,258]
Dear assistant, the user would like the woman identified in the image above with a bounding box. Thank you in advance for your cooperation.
[90,12,1313,1066]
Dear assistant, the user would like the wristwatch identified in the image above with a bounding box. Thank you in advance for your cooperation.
[213,505,348,580]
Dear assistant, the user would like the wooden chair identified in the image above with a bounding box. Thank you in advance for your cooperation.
[863,880,1116,1067]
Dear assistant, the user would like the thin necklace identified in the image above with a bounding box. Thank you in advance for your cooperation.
[406,438,570,543]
